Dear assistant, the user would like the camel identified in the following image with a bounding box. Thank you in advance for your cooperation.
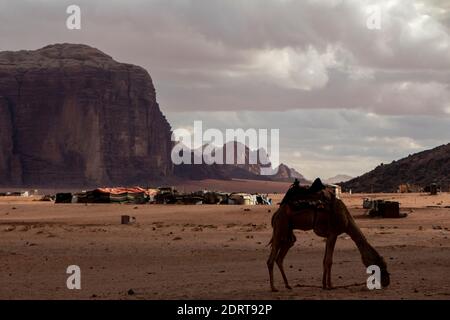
[267,179,390,291]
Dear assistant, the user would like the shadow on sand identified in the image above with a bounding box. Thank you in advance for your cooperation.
[295,282,366,290]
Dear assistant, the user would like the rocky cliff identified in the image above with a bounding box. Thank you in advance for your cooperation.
[0,44,173,187]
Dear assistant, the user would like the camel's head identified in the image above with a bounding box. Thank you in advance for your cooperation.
[376,256,390,288]
[381,266,390,288]
[362,238,391,288]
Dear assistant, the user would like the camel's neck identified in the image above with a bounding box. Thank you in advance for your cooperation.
[344,206,384,268]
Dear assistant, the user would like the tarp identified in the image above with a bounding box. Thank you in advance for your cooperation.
[95,187,155,196]
[80,187,156,204]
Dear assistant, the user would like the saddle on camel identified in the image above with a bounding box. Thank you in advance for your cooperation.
[267,178,390,291]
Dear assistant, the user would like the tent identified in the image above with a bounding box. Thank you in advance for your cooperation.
[74,187,157,204]
[228,193,256,205]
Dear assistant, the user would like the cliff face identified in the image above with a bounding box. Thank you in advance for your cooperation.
[0,44,173,187]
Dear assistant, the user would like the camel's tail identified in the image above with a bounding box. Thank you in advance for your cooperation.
[266,208,280,247]
[266,205,295,247]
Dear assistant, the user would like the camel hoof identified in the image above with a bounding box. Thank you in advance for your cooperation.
[271,287,279,292]
[286,285,292,290]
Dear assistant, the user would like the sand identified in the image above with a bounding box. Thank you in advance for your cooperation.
[0,185,449,300]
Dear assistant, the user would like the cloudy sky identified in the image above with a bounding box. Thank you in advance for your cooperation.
[1,0,449,179]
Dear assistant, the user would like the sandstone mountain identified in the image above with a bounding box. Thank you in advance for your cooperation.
[270,163,311,184]
[341,143,450,192]
[173,141,272,181]
[0,44,173,187]
[173,141,308,183]
[324,174,353,184]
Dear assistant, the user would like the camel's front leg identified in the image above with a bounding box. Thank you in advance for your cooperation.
[322,234,337,289]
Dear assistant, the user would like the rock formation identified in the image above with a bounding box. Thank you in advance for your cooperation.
[324,174,353,185]
[173,141,309,183]
[173,142,269,181]
[0,44,173,187]
[271,163,310,184]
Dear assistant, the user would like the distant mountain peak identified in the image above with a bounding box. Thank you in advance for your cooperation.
[324,174,353,184]
[270,163,311,184]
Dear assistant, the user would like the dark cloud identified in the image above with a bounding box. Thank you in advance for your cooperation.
[1,0,449,114]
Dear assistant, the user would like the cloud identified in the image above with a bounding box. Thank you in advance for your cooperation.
[1,0,449,177]
[1,0,449,115]
[252,46,338,90]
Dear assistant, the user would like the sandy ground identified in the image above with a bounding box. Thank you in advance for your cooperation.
[0,188,449,300]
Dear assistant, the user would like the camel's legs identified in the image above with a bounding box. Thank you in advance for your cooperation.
[267,240,280,292]
[322,234,337,289]
[276,239,295,290]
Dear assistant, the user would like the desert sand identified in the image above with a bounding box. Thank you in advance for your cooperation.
[1,182,449,300]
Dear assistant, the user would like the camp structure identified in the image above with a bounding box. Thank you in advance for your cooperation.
[203,191,229,204]
[174,194,204,205]
[228,193,256,205]
[154,186,178,204]
[53,186,271,206]
[255,194,272,205]
[0,191,31,197]
[146,189,159,203]
[364,199,407,218]
[397,183,422,193]
[429,183,439,195]
[42,195,55,201]
[67,187,157,204]
[327,184,342,199]
[363,198,373,209]
[55,193,73,203]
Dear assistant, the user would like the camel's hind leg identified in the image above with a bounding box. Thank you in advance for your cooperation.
[276,234,296,290]
[322,234,337,289]
[267,232,296,292]
[267,240,280,292]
